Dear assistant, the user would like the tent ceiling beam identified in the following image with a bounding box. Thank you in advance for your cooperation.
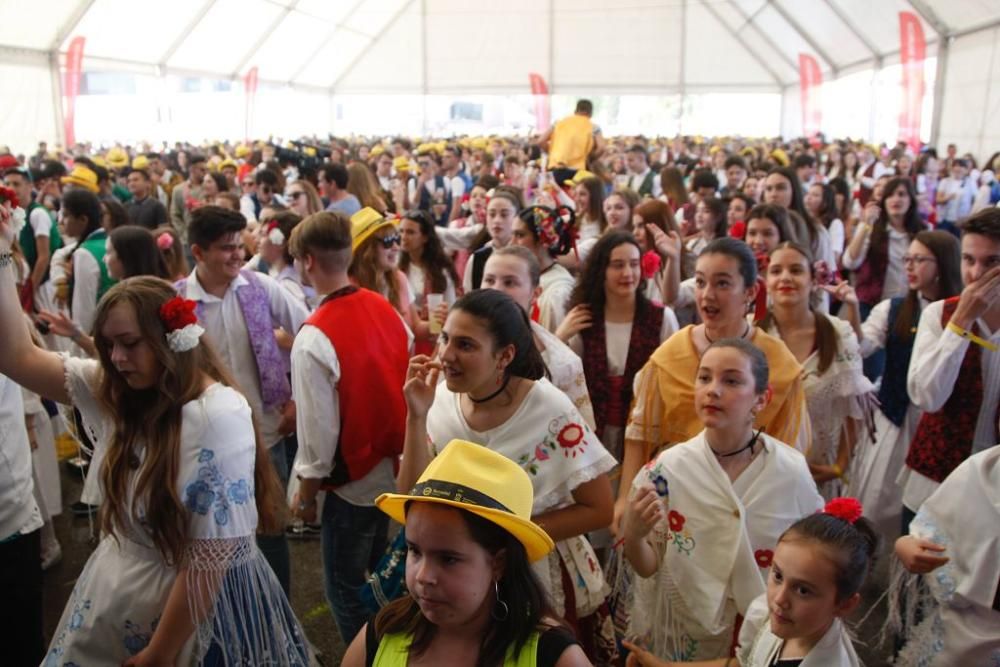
[905,0,951,36]
[158,0,219,67]
[951,16,1000,40]
[231,0,302,77]
[330,0,417,92]
[769,0,838,75]
[51,0,97,51]
[725,0,798,73]
[820,0,882,63]
[698,0,783,86]
[287,0,367,84]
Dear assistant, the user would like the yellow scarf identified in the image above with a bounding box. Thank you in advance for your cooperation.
[636,326,808,454]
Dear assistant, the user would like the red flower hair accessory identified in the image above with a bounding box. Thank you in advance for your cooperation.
[823,497,863,524]
[159,297,204,352]
[641,250,662,280]
[0,185,20,209]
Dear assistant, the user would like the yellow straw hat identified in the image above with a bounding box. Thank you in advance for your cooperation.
[131,155,150,171]
[392,156,411,173]
[350,207,397,252]
[376,440,555,562]
[564,169,596,187]
[60,165,100,193]
[105,147,128,169]
[219,158,238,172]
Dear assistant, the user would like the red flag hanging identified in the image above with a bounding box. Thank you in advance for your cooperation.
[244,66,259,142]
[529,73,551,133]
[899,12,926,153]
[63,36,85,149]
[798,54,822,143]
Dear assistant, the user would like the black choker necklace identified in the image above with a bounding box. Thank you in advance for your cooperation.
[704,321,751,345]
[468,374,511,404]
[710,428,762,459]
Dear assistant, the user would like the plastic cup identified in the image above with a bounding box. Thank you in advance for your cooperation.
[427,293,444,334]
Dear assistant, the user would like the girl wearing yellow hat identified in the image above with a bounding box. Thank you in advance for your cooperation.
[341,440,590,666]
[400,289,618,663]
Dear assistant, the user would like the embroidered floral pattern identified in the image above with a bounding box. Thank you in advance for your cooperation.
[647,467,669,497]
[183,448,252,526]
[754,549,774,569]
[665,509,696,556]
[669,634,700,661]
[44,597,91,666]
[123,617,159,656]
[517,415,592,474]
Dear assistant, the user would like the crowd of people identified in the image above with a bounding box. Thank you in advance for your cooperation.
[1,97,999,666]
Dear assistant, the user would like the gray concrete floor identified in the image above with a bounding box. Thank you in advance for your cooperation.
[44,463,893,666]
[43,462,347,665]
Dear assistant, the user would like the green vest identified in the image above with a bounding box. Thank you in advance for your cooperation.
[374,631,540,666]
[19,202,63,277]
[78,229,115,301]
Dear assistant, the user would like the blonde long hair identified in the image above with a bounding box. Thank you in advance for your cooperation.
[347,162,388,212]
[94,277,284,564]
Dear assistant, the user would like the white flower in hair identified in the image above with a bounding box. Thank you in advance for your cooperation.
[166,323,205,353]
[267,226,285,246]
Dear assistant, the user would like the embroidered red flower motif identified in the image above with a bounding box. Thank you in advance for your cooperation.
[728,220,746,239]
[754,549,774,568]
[557,423,584,449]
[641,250,661,280]
[184,196,204,212]
[534,444,550,462]
[667,509,686,533]
[159,297,198,332]
[823,497,863,524]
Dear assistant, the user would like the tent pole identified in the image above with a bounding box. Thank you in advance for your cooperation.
[929,36,950,149]
[868,67,878,143]
[678,0,687,135]
[49,51,66,148]
[421,0,428,135]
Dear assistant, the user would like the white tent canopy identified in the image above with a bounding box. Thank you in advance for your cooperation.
[0,0,998,158]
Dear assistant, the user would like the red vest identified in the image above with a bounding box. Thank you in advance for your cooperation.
[905,298,999,482]
[305,286,409,489]
[853,233,889,307]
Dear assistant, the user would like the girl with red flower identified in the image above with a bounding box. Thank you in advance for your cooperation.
[0,204,308,664]
[621,338,823,662]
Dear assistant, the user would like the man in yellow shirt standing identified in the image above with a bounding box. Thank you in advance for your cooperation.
[537,99,605,185]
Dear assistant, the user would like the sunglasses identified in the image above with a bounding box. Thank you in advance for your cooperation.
[289,191,306,199]
[379,234,401,248]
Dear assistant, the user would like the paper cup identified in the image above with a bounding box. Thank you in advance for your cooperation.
[426,293,444,334]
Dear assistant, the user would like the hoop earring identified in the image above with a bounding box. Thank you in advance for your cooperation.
[491,581,509,621]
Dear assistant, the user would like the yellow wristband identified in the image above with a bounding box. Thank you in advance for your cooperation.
[831,463,843,479]
[947,320,999,352]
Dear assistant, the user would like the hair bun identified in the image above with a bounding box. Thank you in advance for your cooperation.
[822,497,863,524]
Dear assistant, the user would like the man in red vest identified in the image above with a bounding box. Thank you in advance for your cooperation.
[287,210,411,645]
[903,207,1000,531]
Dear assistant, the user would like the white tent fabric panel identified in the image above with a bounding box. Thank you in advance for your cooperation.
[0,0,79,51]
[551,0,684,92]
[335,0,423,94]
[295,28,371,88]
[426,0,547,92]
[239,10,332,82]
[0,50,57,151]
[829,0,935,59]
[929,0,1000,35]
[166,0,284,73]
[774,0,870,70]
[65,0,205,64]
[708,1,798,82]
[936,26,1000,162]
[683,0,776,88]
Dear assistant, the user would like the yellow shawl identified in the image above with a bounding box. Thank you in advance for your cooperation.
[636,325,808,452]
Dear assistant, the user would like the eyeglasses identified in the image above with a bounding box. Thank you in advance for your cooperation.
[242,180,254,186]
[902,255,936,265]
[380,234,401,248]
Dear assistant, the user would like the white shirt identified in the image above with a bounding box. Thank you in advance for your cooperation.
[859,294,930,359]
[569,310,679,374]
[29,207,51,239]
[936,176,977,221]
[180,269,308,447]
[902,299,1000,509]
[828,218,845,259]
[840,226,911,301]
[403,263,457,307]
[71,243,102,334]
[537,264,575,334]
[628,167,662,197]
[0,373,42,539]
[291,324,410,506]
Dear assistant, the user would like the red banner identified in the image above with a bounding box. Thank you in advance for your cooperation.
[528,73,550,133]
[244,66,259,142]
[63,36,85,149]
[798,54,822,142]
[899,11,926,152]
